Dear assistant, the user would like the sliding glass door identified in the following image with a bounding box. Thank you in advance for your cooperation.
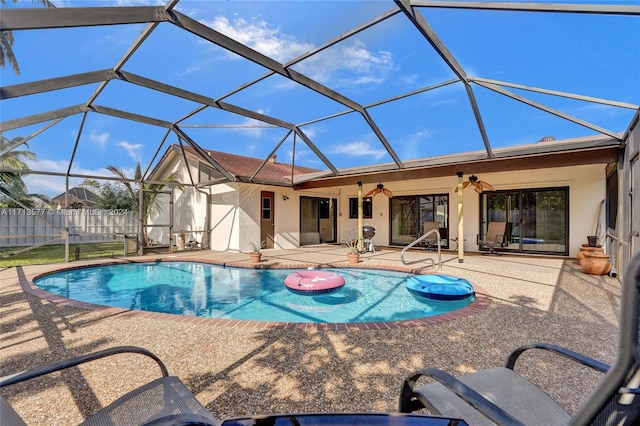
[390,194,449,248]
[481,187,568,255]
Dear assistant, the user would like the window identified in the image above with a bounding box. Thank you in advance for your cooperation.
[349,197,372,219]
[606,166,618,229]
[319,199,331,219]
[262,197,271,220]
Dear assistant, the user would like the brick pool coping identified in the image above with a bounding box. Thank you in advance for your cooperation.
[20,257,491,331]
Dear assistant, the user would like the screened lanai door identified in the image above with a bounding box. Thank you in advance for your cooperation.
[299,197,336,245]
[480,188,568,255]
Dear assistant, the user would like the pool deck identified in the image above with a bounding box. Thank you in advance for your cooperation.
[0,245,622,423]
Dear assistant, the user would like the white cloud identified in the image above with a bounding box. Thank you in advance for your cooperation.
[88,129,109,148]
[298,40,395,86]
[117,141,143,161]
[202,16,395,87]
[412,128,434,140]
[204,16,313,63]
[341,41,393,74]
[177,65,204,76]
[331,141,387,160]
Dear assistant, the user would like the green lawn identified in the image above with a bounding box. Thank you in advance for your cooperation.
[0,242,126,267]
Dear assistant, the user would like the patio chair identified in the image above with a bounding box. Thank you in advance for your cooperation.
[398,251,640,425]
[422,222,440,250]
[0,346,218,426]
[477,221,506,255]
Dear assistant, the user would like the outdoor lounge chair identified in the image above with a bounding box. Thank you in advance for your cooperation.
[421,222,440,250]
[0,346,218,426]
[477,221,506,255]
[398,251,640,425]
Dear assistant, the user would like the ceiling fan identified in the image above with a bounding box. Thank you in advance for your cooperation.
[455,175,495,194]
[365,183,394,198]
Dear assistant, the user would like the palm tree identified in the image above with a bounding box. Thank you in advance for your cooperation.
[0,135,49,207]
[105,163,182,246]
[1,0,55,75]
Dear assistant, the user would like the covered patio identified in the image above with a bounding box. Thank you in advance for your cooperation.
[1,1,638,423]
[1,247,621,422]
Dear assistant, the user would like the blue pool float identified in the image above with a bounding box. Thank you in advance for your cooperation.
[407,274,475,301]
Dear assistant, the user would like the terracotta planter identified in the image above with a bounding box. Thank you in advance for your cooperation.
[347,253,360,264]
[249,253,262,263]
[577,244,604,260]
[580,252,612,275]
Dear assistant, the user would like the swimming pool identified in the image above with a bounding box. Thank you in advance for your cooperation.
[33,262,475,323]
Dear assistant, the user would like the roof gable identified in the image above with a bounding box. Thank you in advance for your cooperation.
[164,145,320,186]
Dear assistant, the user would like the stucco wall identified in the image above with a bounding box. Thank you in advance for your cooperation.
[336,164,605,257]
[210,183,240,252]
[208,183,334,252]
[154,148,609,258]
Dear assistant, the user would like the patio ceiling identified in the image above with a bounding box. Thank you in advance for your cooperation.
[1,1,639,194]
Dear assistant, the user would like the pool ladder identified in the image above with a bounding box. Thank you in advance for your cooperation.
[401,229,442,269]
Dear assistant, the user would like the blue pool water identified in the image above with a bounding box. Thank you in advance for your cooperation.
[33,262,474,323]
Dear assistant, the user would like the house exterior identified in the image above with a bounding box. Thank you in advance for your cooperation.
[148,117,640,277]
[52,187,100,209]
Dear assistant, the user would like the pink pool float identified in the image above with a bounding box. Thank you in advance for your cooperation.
[284,270,345,294]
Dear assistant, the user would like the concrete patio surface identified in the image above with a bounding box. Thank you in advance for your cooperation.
[0,245,622,424]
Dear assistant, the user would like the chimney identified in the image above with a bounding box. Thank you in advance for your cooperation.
[537,136,555,143]
[269,154,277,163]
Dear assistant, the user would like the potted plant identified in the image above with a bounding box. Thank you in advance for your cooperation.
[580,251,612,275]
[248,240,265,263]
[342,234,360,264]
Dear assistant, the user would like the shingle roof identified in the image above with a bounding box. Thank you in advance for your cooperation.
[170,145,320,185]
[52,187,99,207]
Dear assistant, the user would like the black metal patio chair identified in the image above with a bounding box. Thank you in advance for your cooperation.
[398,251,640,425]
[0,346,218,426]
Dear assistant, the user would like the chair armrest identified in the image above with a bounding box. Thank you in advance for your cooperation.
[505,342,610,373]
[0,346,169,388]
[399,368,524,425]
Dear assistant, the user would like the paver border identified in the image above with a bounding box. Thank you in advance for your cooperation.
[20,257,491,331]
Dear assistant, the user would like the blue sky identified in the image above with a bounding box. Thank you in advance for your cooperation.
[1,0,639,197]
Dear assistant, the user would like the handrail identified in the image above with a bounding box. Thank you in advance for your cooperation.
[607,232,629,246]
[401,229,441,268]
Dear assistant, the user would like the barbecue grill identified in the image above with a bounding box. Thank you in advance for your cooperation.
[362,226,376,252]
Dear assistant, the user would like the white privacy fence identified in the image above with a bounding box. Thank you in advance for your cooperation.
[0,208,138,247]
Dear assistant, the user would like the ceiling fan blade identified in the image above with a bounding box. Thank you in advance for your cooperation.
[364,188,377,197]
[369,188,382,197]
[472,181,482,191]
[480,181,496,191]
[383,188,394,198]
